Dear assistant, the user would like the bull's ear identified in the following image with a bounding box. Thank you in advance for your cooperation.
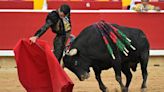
[67,48,78,56]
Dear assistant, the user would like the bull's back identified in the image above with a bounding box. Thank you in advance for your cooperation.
[113,24,149,51]
[113,24,150,62]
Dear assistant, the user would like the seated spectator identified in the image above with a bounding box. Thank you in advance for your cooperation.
[132,0,160,12]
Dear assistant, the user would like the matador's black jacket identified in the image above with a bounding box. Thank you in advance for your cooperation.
[34,11,71,62]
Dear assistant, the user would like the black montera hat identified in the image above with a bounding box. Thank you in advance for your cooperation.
[60,4,71,15]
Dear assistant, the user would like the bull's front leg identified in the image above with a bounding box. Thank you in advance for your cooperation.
[113,59,127,92]
[93,68,108,92]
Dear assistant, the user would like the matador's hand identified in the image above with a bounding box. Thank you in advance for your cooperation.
[29,36,38,43]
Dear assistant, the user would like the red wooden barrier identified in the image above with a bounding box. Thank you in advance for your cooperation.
[0,1,122,9]
[0,10,163,49]
[0,1,33,9]
[48,1,122,9]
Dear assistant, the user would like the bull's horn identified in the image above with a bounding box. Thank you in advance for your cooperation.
[67,48,78,56]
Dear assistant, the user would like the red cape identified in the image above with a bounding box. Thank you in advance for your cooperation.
[14,39,74,92]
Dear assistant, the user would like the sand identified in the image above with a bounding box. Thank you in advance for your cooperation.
[0,56,163,92]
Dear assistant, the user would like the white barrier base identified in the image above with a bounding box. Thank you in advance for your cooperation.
[0,50,164,56]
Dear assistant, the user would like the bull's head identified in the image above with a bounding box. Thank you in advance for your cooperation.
[63,48,90,81]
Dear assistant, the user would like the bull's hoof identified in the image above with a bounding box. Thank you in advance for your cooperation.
[141,84,147,89]
[141,88,147,92]
[122,87,128,92]
[105,88,109,92]
[102,87,109,92]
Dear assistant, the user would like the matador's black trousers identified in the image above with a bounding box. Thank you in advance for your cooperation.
[53,35,66,63]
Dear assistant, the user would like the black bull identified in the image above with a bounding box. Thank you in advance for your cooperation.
[63,23,149,92]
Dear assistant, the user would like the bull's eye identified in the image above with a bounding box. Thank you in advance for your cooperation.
[74,60,78,66]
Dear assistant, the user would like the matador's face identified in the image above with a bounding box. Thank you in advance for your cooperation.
[58,8,66,19]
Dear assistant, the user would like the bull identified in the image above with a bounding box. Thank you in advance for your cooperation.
[63,21,149,92]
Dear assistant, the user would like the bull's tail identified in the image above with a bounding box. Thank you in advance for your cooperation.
[140,49,149,88]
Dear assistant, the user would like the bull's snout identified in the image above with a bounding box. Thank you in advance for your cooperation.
[79,72,90,81]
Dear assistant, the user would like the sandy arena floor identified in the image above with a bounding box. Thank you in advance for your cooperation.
[0,57,163,92]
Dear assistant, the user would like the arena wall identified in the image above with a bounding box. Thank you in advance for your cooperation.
[0,10,163,49]
[0,10,163,56]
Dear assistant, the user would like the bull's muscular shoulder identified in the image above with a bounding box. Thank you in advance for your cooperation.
[46,11,60,23]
